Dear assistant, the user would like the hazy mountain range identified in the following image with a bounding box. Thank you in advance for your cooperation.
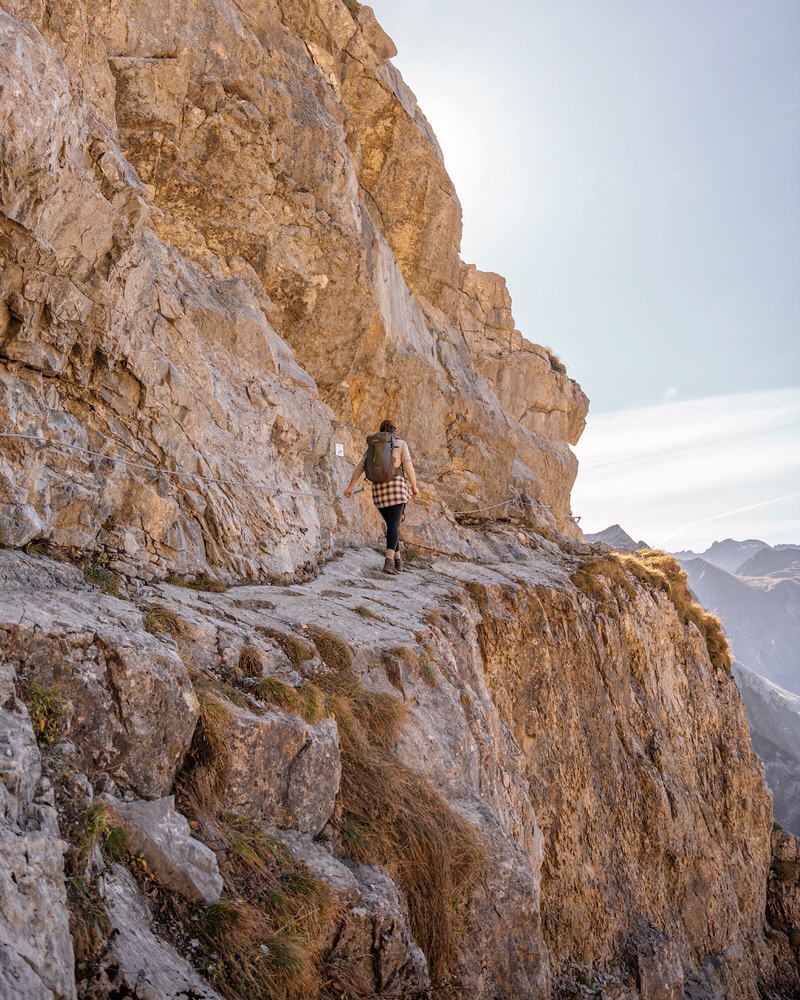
[586,527,800,833]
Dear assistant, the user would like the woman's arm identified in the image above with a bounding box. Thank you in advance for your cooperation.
[400,441,419,496]
[343,453,367,498]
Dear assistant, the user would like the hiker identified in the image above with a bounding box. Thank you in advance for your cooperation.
[344,420,419,574]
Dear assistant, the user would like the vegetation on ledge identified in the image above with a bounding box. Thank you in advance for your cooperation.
[572,548,732,674]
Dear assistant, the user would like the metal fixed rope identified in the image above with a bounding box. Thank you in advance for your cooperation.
[0,431,580,523]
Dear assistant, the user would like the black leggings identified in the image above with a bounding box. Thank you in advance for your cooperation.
[377,503,405,551]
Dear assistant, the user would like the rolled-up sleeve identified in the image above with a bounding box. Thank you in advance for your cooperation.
[400,441,415,479]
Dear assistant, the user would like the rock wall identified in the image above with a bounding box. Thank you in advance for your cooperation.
[0,0,587,584]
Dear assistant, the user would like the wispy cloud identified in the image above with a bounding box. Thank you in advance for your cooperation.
[572,387,800,549]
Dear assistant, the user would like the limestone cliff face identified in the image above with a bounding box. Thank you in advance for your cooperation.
[0,0,587,583]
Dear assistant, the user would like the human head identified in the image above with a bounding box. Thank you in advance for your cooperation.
[379,419,396,433]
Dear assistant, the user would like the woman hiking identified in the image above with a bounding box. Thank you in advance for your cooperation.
[344,420,419,574]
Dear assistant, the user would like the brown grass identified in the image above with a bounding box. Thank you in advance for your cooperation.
[308,628,352,671]
[544,345,567,374]
[142,604,186,637]
[238,644,264,678]
[196,814,338,1000]
[259,628,316,670]
[256,646,483,982]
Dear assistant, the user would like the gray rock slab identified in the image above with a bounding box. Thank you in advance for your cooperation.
[221,702,340,837]
[97,864,223,999]
[101,794,223,904]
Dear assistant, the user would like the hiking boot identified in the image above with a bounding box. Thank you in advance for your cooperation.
[382,557,396,575]
[394,552,404,572]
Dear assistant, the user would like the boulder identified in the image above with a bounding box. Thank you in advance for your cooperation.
[0,567,199,798]
[101,794,223,904]
[278,830,430,995]
[220,703,340,837]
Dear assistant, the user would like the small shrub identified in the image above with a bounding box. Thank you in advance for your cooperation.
[342,0,360,15]
[83,565,120,596]
[22,679,64,744]
[186,572,227,593]
[354,604,378,620]
[177,694,233,815]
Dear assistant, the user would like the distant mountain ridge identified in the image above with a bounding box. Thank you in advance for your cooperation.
[733,664,800,836]
[671,537,770,574]
[737,545,800,580]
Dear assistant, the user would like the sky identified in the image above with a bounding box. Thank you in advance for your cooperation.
[374,0,800,549]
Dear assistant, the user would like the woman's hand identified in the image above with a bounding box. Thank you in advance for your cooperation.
[411,485,419,497]
[344,486,353,498]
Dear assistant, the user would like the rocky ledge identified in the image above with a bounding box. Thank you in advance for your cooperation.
[1,534,798,999]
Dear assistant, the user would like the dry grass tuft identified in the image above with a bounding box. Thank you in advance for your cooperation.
[252,677,319,718]
[544,345,567,374]
[308,628,352,672]
[336,725,483,981]
[177,693,233,814]
[353,604,379,620]
[259,628,316,670]
[238,644,264,678]
[142,604,186,637]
